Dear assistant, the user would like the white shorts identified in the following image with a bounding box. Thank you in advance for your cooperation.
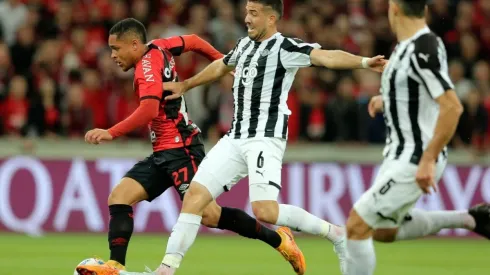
[354,158,447,229]
[193,135,286,202]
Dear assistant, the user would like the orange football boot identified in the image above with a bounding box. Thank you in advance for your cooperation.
[76,262,120,275]
[276,226,306,275]
[105,260,126,270]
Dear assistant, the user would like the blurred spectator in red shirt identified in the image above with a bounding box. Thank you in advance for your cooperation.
[112,78,144,139]
[64,84,93,137]
[24,77,61,137]
[2,75,29,135]
[82,69,109,129]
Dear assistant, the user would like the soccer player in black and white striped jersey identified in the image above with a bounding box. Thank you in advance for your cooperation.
[345,1,490,275]
[148,0,385,274]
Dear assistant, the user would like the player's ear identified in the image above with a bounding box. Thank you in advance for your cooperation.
[268,13,277,26]
[132,39,138,51]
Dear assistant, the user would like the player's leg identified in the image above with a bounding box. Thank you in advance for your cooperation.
[165,144,282,248]
[373,204,490,242]
[158,138,305,275]
[159,137,248,273]
[78,156,171,275]
[344,208,376,275]
[201,201,282,248]
[246,138,343,242]
[251,200,345,243]
[243,138,343,273]
[371,159,490,242]
[199,200,306,275]
[250,201,345,274]
[345,160,426,275]
[106,177,147,269]
[345,161,393,275]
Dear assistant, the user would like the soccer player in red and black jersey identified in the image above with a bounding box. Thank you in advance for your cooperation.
[76,18,303,275]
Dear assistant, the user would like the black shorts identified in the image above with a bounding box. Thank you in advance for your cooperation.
[124,144,205,201]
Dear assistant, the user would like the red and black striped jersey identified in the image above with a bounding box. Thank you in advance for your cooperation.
[134,37,200,152]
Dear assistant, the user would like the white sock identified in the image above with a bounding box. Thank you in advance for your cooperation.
[276,204,344,243]
[162,213,202,268]
[346,238,376,275]
[396,209,476,241]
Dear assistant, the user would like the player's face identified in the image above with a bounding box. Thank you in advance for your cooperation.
[108,34,136,72]
[245,2,269,41]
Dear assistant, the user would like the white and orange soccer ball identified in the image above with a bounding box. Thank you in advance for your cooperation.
[73,258,105,275]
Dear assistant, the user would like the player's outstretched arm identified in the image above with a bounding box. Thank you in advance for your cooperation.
[310,49,386,72]
[106,100,159,139]
[151,35,224,61]
[186,58,233,88]
[180,34,223,61]
[107,53,165,139]
[164,37,243,100]
[86,52,164,144]
[279,37,386,72]
[164,58,234,100]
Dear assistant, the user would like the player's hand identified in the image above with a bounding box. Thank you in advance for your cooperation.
[366,55,388,73]
[85,128,113,145]
[416,157,437,194]
[163,81,188,101]
[368,95,383,118]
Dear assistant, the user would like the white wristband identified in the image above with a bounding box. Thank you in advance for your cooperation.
[361,57,369,69]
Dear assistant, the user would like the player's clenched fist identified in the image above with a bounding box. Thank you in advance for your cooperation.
[85,128,113,144]
[368,95,383,118]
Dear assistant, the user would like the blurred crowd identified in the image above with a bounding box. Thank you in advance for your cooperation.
[0,0,489,154]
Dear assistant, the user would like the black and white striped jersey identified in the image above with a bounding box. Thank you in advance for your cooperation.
[381,27,454,164]
[223,32,321,139]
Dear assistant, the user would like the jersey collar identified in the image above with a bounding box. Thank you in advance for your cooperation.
[255,32,281,44]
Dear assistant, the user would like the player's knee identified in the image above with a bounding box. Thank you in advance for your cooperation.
[201,202,221,228]
[251,201,279,224]
[373,228,397,243]
[183,182,207,202]
[108,178,147,206]
[108,189,130,206]
[201,213,218,228]
[181,181,213,213]
[346,209,371,239]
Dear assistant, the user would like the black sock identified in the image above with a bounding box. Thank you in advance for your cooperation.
[217,207,282,248]
[108,204,134,266]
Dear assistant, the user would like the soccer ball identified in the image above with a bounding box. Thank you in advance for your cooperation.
[73,258,105,275]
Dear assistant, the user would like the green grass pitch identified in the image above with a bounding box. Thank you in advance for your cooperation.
[0,233,487,274]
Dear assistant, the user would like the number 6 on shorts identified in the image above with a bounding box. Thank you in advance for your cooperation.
[257,151,264,168]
